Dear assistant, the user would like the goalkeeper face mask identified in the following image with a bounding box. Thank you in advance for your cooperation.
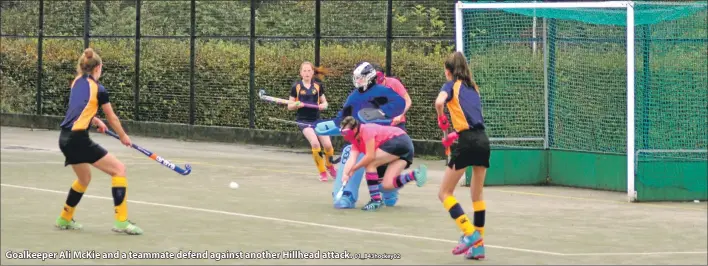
[352,62,377,90]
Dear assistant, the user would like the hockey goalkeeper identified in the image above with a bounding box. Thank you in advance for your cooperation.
[314,62,409,209]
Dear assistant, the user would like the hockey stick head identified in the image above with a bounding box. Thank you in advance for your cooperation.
[258,89,266,98]
[178,164,192,175]
[334,181,348,201]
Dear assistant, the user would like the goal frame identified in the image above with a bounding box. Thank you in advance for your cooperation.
[455,1,638,202]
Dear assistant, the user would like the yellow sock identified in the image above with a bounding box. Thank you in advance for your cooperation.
[473,200,486,237]
[311,148,326,173]
[60,180,87,221]
[111,176,128,222]
[324,147,335,167]
[443,196,475,236]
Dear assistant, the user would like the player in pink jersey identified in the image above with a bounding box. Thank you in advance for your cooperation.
[374,65,412,130]
[338,116,428,211]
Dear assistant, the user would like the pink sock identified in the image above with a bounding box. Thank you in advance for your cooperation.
[365,172,382,201]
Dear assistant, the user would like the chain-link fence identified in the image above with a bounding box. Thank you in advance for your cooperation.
[2,0,458,140]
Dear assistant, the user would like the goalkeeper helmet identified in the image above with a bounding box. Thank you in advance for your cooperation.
[352,62,377,90]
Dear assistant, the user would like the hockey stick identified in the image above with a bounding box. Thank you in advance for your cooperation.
[267,117,341,164]
[267,117,313,128]
[268,117,342,164]
[104,130,192,176]
[258,89,320,109]
[334,180,348,201]
[442,131,459,166]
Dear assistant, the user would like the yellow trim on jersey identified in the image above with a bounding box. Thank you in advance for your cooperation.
[72,79,99,131]
[446,80,470,132]
[295,82,320,105]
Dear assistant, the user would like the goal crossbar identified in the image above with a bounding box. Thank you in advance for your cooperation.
[456,1,632,9]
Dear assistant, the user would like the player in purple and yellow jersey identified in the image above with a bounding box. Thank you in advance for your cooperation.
[435,51,490,260]
[288,62,337,182]
[55,48,143,235]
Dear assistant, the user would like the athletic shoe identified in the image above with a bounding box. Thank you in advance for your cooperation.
[55,217,82,230]
[452,230,482,255]
[464,236,486,260]
[361,199,383,211]
[112,220,143,235]
[414,164,428,187]
[326,165,337,179]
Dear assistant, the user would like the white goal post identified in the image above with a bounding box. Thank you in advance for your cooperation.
[455,1,638,202]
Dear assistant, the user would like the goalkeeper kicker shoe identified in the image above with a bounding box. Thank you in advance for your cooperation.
[334,192,356,209]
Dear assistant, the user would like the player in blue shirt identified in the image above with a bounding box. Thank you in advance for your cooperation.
[55,48,143,235]
[314,62,418,209]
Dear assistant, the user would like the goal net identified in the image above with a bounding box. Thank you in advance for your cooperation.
[456,1,707,202]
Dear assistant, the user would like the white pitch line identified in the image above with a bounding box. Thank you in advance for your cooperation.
[0,183,562,256]
[1,161,155,165]
[564,251,707,256]
[2,184,706,257]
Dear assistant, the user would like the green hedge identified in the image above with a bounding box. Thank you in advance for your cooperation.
[0,38,451,140]
[1,2,705,148]
[1,34,705,147]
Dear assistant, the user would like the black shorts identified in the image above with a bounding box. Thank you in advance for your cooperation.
[448,128,490,170]
[58,128,108,166]
[296,119,317,131]
[379,134,414,169]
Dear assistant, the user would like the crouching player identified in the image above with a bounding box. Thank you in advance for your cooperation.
[313,62,406,209]
[338,117,427,211]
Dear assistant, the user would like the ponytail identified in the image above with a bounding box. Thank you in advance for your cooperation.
[313,65,330,81]
[76,48,102,76]
[444,51,479,91]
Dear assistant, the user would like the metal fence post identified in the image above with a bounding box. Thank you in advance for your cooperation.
[84,0,90,49]
[36,0,45,115]
[189,0,196,125]
[385,0,393,76]
[314,0,321,67]
[248,0,256,128]
[134,0,141,121]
